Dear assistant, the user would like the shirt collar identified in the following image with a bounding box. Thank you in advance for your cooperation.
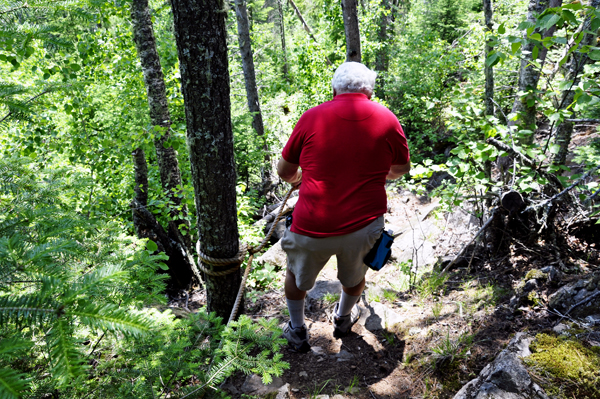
[333,93,370,101]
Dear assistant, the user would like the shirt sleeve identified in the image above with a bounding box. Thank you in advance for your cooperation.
[389,121,410,165]
[281,114,307,165]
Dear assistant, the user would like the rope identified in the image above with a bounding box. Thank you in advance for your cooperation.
[195,185,298,322]
[196,242,248,276]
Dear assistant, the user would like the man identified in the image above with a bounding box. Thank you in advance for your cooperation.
[277,62,410,352]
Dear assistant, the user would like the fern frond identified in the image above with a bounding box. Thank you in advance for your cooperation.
[0,367,28,399]
[68,303,151,337]
[47,318,86,387]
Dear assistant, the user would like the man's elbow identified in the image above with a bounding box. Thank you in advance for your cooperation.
[387,162,411,180]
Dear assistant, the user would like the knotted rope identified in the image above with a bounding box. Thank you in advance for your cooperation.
[195,185,298,323]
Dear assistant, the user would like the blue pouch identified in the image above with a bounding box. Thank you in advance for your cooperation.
[363,229,394,271]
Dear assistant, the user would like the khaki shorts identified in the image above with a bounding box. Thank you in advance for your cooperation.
[280,216,384,291]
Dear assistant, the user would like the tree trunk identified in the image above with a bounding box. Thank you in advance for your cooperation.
[341,0,361,62]
[278,0,290,81]
[132,147,149,237]
[375,0,390,98]
[131,0,197,291]
[131,149,199,293]
[509,0,562,143]
[233,0,274,195]
[552,0,600,166]
[171,0,242,319]
[483,0,494,117]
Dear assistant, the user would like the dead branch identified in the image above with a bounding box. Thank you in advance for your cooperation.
[287,0,333,66]
[441,207,498,274]
[487,137,563,190]
[566,118,600,123]
[524,165,600,213]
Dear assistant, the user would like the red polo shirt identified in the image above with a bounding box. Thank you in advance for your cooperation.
[282,93,410,237]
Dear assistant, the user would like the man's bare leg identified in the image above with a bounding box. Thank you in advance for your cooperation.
[285,270,307,328]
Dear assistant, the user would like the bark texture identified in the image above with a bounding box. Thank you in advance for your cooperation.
[131,0,197,291]
[509,0,562,142]
[483,0,494,117]
[341,0,361,62]
[375,0,391,99]
[278,0,289,81]
[171,0,242,319]
[552,0,600,166]
[131,150,198,292]
[132,148,149,237]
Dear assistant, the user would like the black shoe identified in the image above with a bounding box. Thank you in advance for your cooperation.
[282,321,311,353]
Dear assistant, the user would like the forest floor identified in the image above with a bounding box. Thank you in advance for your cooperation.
[179,125,600,398]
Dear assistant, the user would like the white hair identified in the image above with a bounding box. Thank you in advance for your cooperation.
[331,62,377,96]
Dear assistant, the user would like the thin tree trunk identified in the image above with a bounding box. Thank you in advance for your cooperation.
[341,0,361,62]
[278,0,290,81]
[233,0,273,194]
[132,147,149,237]
[131,149,199,292]
[375,0,390,98]
[552,0,600,166]
[131,0,190,239]
[483,0,494,117]
[288,0,333,66]
[171,0,242,319]
[131,0,197,290]
[509,0,562,142]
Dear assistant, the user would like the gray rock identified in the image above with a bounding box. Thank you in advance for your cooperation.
[548,272,600,318]
[360,301,404,331]
[453,333,548,399]
[307,280,342,300]
[256,240,287,268]
[335,349,354,360]
[553,323,570,334]
[264,218,287,243]
[540,266,560,282]
[299,371,308,378]
[240,374,285,396]
[275,383,290,399]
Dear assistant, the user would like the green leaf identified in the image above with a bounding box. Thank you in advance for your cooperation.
[146,240,158,252]
[540,14,561,30]
[549,144,561,154]
[589,50,600,61]
[486,52,500,67]
[69,63,81,72]
[511,42,522,54]
[498,23,506,34]
[591,17,600,32]
[563,2,583,10]
[577,93,592,104]
[562,9,578,25]
[518,21,536,30]
[532,46,539,60]
[529,33,542,41]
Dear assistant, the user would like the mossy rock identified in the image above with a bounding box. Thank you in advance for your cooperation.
[525,333,600,399]
[524,268,548,281]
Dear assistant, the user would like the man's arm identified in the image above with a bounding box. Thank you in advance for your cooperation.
[386,162,410,180]
[277,158,302,186]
